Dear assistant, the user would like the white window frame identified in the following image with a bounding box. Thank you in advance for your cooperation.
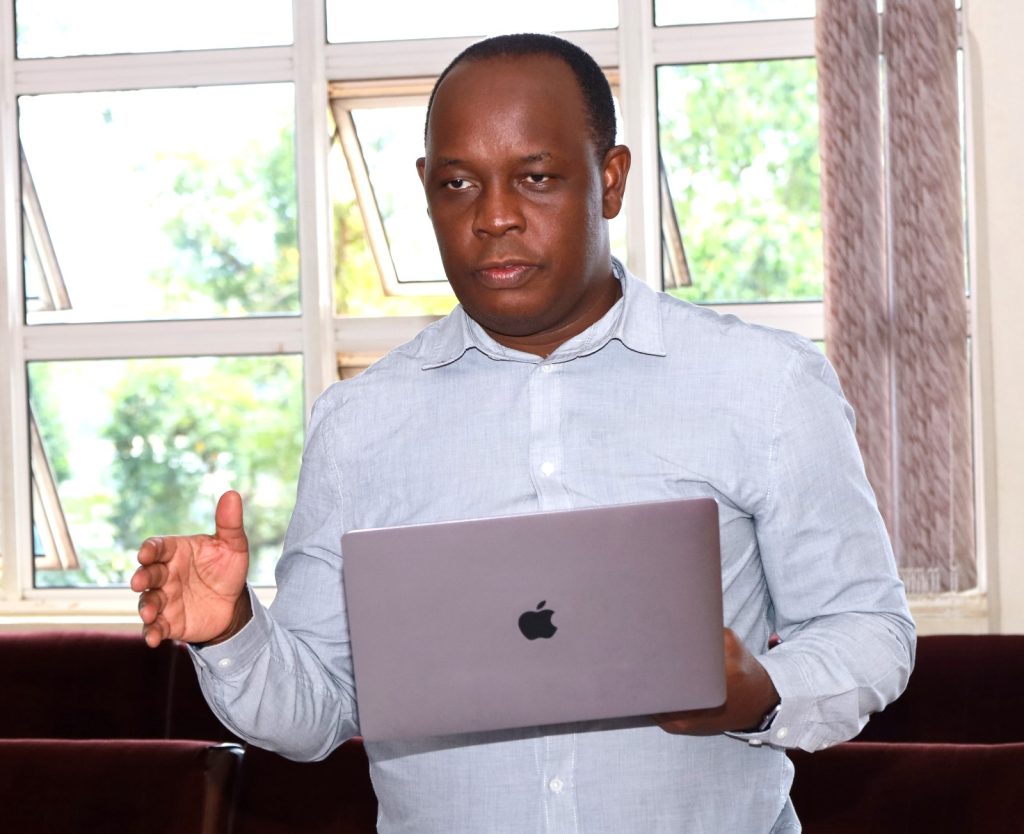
[0,2,986,632]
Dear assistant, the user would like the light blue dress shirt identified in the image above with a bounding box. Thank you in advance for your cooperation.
[192,262,915,833]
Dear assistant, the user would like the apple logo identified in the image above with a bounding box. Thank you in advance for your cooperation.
[518,600,557,640]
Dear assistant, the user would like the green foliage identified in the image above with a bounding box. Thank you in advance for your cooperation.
[34,122,308,587]
[27,363,71,484]
[658,58,822,303]
[100,357,303,583]
[150,126,300,315]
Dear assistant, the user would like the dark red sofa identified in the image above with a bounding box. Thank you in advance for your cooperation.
[788,634,1024,834]
[0,630,376,834]
[2,630,1022,833]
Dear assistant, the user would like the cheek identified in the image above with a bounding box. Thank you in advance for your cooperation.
[426,207,468,251]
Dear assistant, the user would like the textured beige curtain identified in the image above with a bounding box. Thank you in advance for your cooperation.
[817,0,974,593]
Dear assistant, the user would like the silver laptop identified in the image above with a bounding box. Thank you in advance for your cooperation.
[341,497,725,742]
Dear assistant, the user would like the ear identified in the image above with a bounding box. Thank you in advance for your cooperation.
[600,145,631,220]
[416,158,431,216]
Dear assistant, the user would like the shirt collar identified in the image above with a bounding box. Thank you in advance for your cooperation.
[421,258,667,370]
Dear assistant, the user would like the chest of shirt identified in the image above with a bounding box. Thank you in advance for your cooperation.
[333,344,773,544]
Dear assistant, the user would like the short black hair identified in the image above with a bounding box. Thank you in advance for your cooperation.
[424,33,617,160]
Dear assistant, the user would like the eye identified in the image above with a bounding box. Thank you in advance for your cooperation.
[525,173,551,184]
[444,178,471,191]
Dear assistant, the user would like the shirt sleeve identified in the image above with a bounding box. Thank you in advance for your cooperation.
[735,343,916,753]
[189,392,359,761]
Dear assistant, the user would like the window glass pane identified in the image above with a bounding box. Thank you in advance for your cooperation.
[657,59,822,303]
[655,0,814,26]
[14,0,292,58]
[353,106,447,286]
[329,102,456,317]
[326,0,617,43]
[20,84,298,323]
[27,355,303,588]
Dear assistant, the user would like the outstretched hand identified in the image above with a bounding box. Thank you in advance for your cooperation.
[131,490,252,648]
[653,628,780,735]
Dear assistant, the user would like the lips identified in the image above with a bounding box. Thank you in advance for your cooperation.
[475,261,538,289]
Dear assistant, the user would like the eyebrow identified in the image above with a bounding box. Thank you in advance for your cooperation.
[433,151,554,169]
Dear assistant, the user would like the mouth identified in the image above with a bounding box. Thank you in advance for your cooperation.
[474,261,538,289]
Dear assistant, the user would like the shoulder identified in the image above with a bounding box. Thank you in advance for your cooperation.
[655,290,827,383]
[306,314,460,429]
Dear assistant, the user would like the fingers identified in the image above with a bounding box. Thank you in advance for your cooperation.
[135,536,166,567]
[137,587,166,624]
[141,618,169,649]
[130,559,169,593]
[653,703,727,736]
[137,587,171,648]
[214,491,249,553]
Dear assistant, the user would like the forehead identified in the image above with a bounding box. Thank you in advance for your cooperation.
[426,54,593,158]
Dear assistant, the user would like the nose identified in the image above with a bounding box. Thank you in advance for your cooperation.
[473,183,524,237]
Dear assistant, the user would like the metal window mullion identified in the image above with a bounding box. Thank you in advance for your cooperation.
[652,18,816,65]
[959,6,989,605]
[618,0,658,287]
[293,0,337,414]
[21,318,307,361]
[12,47,295,95]
[323,28,619,82]
[0,0,31,602]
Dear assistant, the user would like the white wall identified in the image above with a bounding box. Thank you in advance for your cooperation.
[967,0,1024,633]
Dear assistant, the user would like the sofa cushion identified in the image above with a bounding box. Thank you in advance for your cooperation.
[856,635,1024,744]
[790,741,1024,834]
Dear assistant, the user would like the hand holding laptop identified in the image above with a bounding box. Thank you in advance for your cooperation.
[653,628,780,735]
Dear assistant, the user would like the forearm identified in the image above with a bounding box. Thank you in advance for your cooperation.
[742,344,916,751]
[750,607,915,751]
[191,585,359,761]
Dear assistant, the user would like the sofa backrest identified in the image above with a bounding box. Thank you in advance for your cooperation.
[0,739,243,834]
[0,630,234,742]
[855,634,1024,744]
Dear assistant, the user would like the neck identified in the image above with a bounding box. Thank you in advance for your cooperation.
[484,271,622,358]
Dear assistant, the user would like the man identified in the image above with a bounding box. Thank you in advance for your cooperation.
[133,33,914,832]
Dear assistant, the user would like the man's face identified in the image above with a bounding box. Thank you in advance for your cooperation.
[417,55,630,357]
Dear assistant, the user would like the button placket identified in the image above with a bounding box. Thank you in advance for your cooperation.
[527,361,569,511]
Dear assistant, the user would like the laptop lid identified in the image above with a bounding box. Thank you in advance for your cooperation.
[341,497,725,742]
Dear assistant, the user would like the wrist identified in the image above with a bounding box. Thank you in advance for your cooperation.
[746,700,782,733]
[199,589,253,647]
[737,670,781,733]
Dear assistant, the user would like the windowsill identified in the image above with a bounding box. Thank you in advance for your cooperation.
[909,591,990,635]
[0,585,278,631]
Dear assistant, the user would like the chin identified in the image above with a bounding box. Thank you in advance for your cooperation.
[471,308,550,339]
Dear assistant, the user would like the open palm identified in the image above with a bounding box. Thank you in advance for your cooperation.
[132,491,251,647]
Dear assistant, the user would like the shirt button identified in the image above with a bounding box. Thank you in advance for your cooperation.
[217,658,233,669]
[774,727,788,741]
[548,778,564,794]
[540,364,554,374]
[540,462,556,477]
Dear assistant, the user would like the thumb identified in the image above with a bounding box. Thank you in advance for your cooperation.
[214,490,248,553]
